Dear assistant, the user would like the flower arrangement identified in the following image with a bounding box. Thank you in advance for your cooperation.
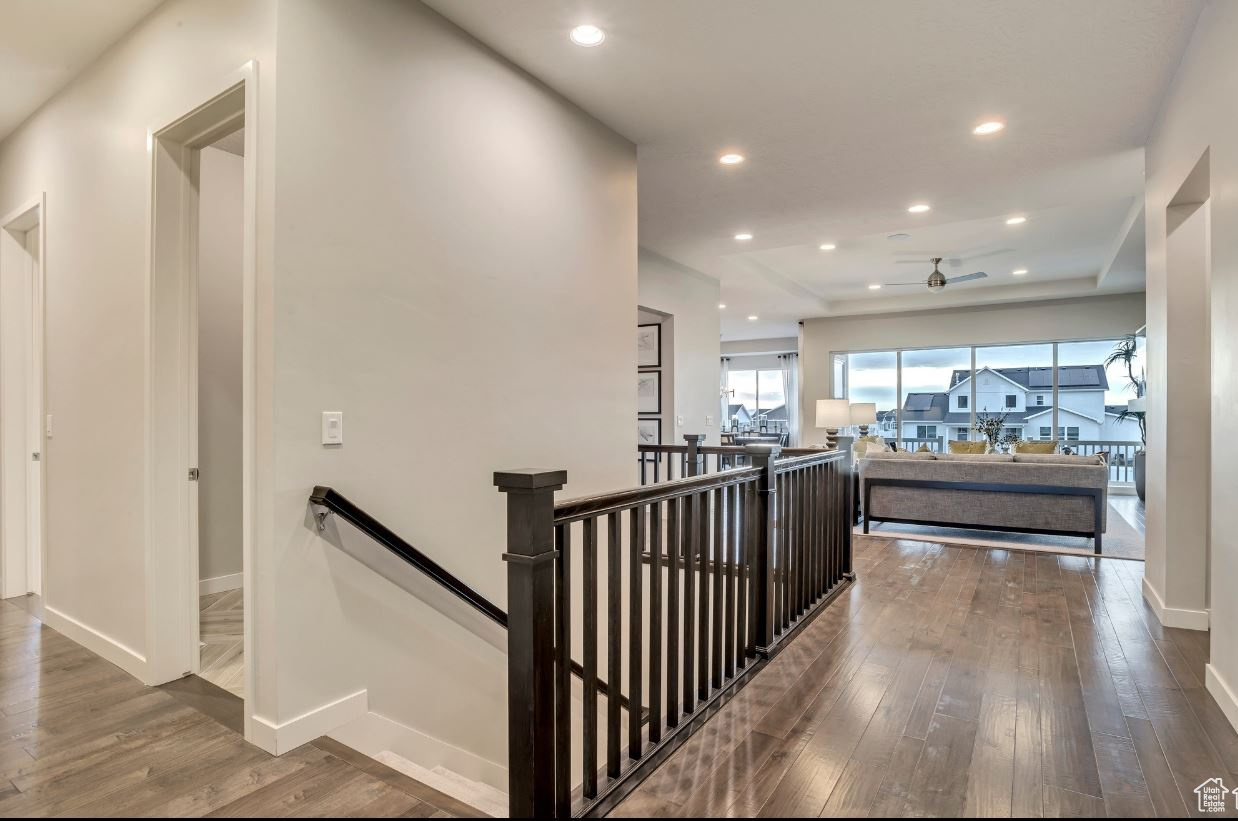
[972,409,1010,451]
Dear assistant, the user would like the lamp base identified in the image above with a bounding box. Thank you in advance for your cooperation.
[857,425,870,437]
[825,427,840,450]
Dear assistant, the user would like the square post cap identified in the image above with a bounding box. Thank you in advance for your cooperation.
[743,443,782,458]
[493,469,567,491]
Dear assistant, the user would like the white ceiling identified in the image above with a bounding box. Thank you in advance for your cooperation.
[0,0,164,142]
[426,0,1201,339]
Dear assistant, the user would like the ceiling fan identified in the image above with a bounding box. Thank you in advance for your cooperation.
[881,257,987,292]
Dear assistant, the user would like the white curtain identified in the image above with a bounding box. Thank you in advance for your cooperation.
[781,353,800,446]
[720,357,731,432]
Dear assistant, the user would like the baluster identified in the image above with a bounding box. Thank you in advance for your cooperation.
[797,467,807,616]
[629,505,644,760]
[697,487,711,701]
[682,491,697,714]
[711,486,724,689]
[666,497,681,727]
[606,512,621,779]
[736,482,749,668]
[582,516,598,798]
[554,524,571,816]
[648,500,663,743]
[723,483,736,679]
[640,454,647,486]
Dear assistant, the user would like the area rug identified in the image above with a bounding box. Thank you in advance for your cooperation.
[856,499,1144,560]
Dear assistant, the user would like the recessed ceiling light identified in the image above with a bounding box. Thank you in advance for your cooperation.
[1012,268,1028,276]
[819,243,837,251]
[747,315,759,321]
[718,303,726,309]
[719,153,745,166]
[973,121,1005,136]
[1006,215,1027,225]
[569,24,606,47]
[734,232,753,241]
[868,284,882,290]
[887,233,911,241]
[907,203,931,213]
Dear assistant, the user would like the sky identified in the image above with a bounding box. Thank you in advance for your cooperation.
[844,338,1144,412]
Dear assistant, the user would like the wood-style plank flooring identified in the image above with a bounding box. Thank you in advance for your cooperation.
[199,588,244,698]
[610,535,1238,818]
[0,596,483,818]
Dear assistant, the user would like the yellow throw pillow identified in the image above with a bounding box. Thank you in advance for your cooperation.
[916,444,932,453]
[947,440,988,454]
[1012,440,1058,454]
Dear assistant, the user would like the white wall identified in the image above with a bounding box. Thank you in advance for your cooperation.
[798,293,1146,446]
[266,0,636,777]
[1143,0,1238,726]
[0,0,277,674]
[638,250,721,444]
[197,145,244,587]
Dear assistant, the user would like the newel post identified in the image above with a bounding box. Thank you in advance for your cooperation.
[494,468,566,818]
[684,433,706,476]
[745,443,780,656]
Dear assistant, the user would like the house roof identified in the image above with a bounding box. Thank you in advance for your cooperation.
[757,404,787,422]
[1024,406,1104,424]
[901,391,1035,425]
[727,403,750,418]
[949,365,1109,392]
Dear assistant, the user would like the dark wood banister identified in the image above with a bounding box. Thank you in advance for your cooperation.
[307,484,643,720]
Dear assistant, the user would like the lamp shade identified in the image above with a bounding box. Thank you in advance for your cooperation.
[815,399,852,428]
[849,402,877,425]
[1127,397,1146,413]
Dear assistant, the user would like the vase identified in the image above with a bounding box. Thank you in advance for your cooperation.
[1134,451,1146,501]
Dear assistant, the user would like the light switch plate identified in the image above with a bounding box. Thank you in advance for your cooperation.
[321,411,343,445]
[706,415,714,426]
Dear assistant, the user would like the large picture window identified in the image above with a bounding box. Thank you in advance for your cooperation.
[831,334,1145,483]
[725,368,787,431]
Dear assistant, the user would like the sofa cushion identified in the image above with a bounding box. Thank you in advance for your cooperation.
[865,450,936,461]
[852,435,888,459]
[1012,439,1058,454]
[947,440,989,454]
[1013,453,1105,466]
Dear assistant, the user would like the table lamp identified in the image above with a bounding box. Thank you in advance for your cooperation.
[850,402,877,436]
[815,399,852,449]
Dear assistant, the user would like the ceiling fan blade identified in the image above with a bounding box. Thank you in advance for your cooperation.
[881,281,929,287]
[945,271,988,284]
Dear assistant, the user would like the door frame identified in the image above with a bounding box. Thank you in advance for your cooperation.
[0,194,46,601]
[144,61,258,709]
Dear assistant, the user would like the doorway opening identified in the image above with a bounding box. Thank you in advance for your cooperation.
[0,197,45,605]
[195,126,246,697]
[146,66,257,742]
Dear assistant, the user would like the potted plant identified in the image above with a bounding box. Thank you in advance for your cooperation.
[1105,334,1146,499]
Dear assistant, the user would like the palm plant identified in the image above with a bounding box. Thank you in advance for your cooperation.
[1106,334,1146,446]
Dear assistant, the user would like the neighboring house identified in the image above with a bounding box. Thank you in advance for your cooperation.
[898,365,1141,443]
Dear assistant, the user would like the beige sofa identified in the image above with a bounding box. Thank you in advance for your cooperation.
[858,451,1109,553]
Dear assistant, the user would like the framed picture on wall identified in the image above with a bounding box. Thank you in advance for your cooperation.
[637,417,661,446]
[637,370,661,414]
[637,323,661,368]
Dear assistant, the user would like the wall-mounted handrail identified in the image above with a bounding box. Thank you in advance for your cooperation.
[310,485,508,627]
[308,485,642,723]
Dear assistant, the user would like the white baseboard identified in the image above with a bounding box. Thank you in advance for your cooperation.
[1142,577,1210,630]
[42,604,150,682]
[248,689,368,756]
[199,572,243,595]
[1206,664,1238,733]
[329,709,508,794]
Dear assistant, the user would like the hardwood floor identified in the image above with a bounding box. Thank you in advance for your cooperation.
[610,535,1238,818]
[0,597,482,817]
[199,588,244,698]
